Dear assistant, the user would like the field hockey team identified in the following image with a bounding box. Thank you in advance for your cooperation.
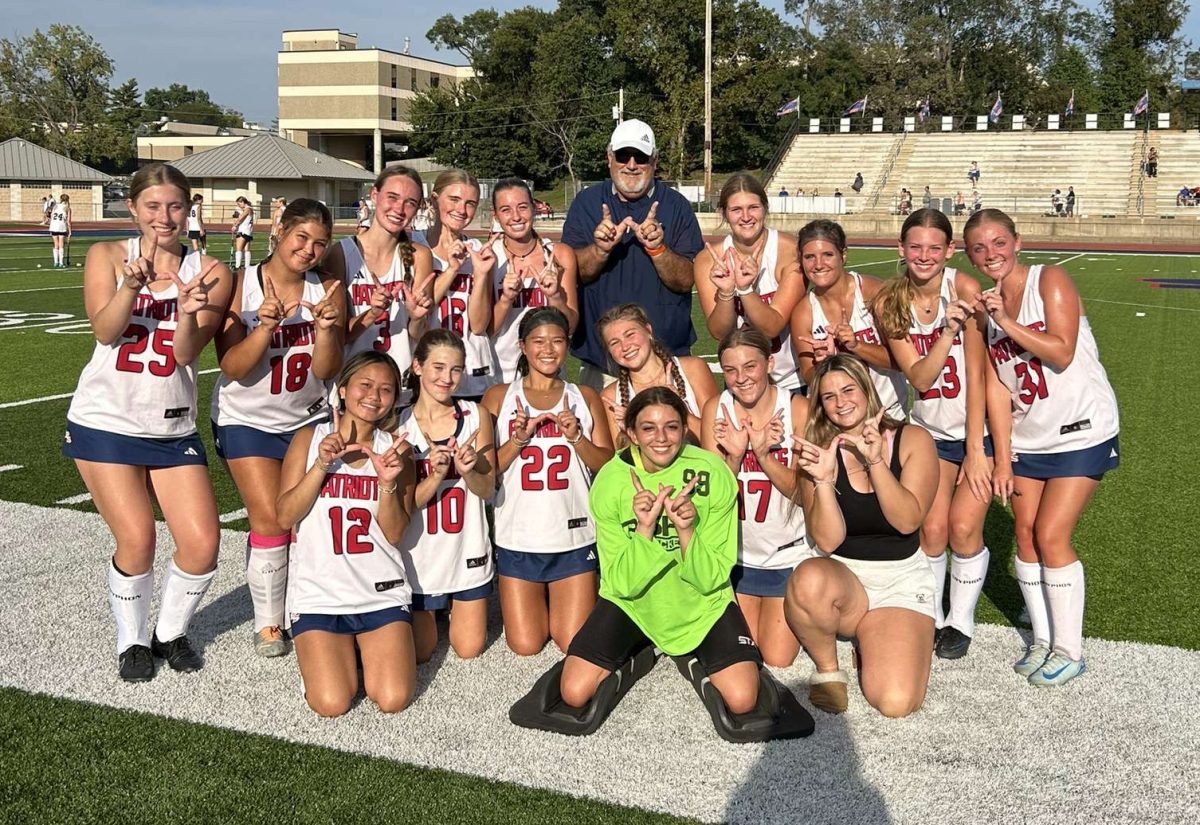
[66,142,1118,721]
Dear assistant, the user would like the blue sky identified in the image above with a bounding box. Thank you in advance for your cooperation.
[11,1,1200,124]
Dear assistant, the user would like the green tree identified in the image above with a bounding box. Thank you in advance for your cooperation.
[108,78,144,133]
[1095,0,1187,115]
[143,84,242,127]
[427,9,501,69]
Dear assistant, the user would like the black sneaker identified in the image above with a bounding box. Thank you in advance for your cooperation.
[935,627,972,660]
[151,634,203,673]
[118,644,155,682]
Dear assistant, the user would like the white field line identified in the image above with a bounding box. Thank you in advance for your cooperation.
[0,285,81,294]
[851,257,902,268]
[0,368,221,410]
[55,493,92,505]
[219,508,247,524]
[1084,297,1200,313]
[1056,252,1087,266]
[0,465,22,473]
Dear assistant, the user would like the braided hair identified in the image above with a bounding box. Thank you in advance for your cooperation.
[596,303,688,407]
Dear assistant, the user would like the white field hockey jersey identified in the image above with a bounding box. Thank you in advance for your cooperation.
[612,356,702,418]
[398,401,493,595]
[212,266,330,432]
[235,209,253,236]
[287,422,412,615]
[722,229,802,390]
[68,239,202,437]
[493,382,596,553]
[492,236,560,383]
[341,237,414,407]
[907,269,970,442]
[48,205,69,233]
[808,273,908,418]
[986,265,1119,454]
[187,205,201,233]
[431,244,500,398]
[717,388,811,571]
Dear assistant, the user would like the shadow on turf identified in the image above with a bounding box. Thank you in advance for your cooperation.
[724,708,889,824]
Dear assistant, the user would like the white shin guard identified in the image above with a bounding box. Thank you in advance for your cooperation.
[246,544,288,632]
[154,559,216,643]
[1043,560,1086,661]
[1015,558,1052,649]
[108,560,152,654]
[926,550,948,630]
[947,548,990,638]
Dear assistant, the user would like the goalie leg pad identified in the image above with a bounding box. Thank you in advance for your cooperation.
[673,655,815,743]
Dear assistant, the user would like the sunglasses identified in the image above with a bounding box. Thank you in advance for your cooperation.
[614,148,652,165]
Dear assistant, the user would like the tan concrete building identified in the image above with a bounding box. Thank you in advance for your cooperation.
[0,138,110,222]
[277,28,474,173]
[136,121,266,165]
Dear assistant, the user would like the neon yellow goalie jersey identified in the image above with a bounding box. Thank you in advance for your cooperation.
[588,444,739,655]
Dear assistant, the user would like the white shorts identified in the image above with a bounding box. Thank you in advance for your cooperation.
[831,549,936,619]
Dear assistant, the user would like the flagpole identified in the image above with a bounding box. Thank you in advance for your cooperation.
[703,0,712,201]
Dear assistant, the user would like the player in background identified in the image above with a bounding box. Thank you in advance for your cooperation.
[490,178,579,383]
[231,196,255,270]
[212,198,345,658]
[48,194,71,268]
[268,197,287,256]
[695,173,805,392]
[423,170,500,401]
[187,194,207,256]
[871,208,994,660]
[63,162,233,681]
[786,355,938,717]
[397,329,496,662]
[483,308,613,655]
[789,219,907,418]
[596,303,716,445]
[356,198,372,235]
[701,328,810,667]
[965,208,1119,686]
[276,351,418,717]
[325,165,436,410]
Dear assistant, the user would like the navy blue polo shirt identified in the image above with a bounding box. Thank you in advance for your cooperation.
[562,181,703,369]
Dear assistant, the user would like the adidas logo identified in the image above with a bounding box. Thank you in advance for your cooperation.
[1109,448,1118,458]
[586,551,596,561]
[183,447,199,456]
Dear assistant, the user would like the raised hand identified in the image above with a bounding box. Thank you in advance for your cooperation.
[713,402,750,459]
[943,297,974,335]
[171,261,221,316]
[793,435,838,484]
[663,474,700,533]
[732,249,760,291]
[800,332,838,365]
[499,264,522,302]
[556,395,581,443]
[400,270,436,321]
[303,282,342,330]
[593,203,626,254]
[537,259,561,299]
[630,468,670,536]
[747,409,785,456]
[317,410,355,470]
[468,233,500,276]
[427,442,454,479]
[839,408,886,467]
[706,243,735,294]
[634,201,664,251]
[451,430,480,475]
[256,275,296,330]
[366,271,394,322]
[976,287,1008,323]
[448,238,469,271]
[362,429,411,487]
[122,232,158,291]
[832,306,859,351]
[604,398,627,432]
[513,403,555,444]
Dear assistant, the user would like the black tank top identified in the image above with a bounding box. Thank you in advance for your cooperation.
[832,425,920,562]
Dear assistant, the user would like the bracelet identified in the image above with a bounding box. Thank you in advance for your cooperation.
[315,460,331,473]
[865,457,883,467]
[735,285,755,297]
[813,478,836,487]
[716,289,736,302]
[645,244,667,258]
[566,431,583,445]
[379,480,398,495]
[512,434,531,447]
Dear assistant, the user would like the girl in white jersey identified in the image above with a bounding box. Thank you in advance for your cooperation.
[965,209,1119,687]
[696,173,805,391]
[490,178,579,382]
[276,351,418,717]
[212,198,346,658]
[63,163,233,683]
[596,303,716,445]
[482,308,613,655]
[187,194,207,256]
[424,169,500,400]
[397,329,497,662]
[788,219,907,418]
[231,196,254,270]
[701,328,810,667]
[872,208,995,661]
[48,194,71,267]
[326,165,436,410]
[268,198,286,256]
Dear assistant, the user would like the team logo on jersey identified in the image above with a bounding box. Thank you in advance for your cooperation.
[465,556,487,569]
[164,407,188,419]
[374,578,405,592]
[621,517,681,553]
[567,517,588,530]
[183,446,199,456]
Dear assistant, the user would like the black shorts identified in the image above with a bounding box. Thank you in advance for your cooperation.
[188,230,206,241]
[567,599,761,675]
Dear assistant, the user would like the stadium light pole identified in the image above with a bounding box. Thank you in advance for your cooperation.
[704,0,712,200]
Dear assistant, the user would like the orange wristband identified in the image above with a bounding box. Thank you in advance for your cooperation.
[645,244,666,258]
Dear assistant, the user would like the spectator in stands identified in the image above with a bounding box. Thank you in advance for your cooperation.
[851,172,864,193]
[834,188,843,200]
[562,118,703,391]
[1051,190,1064,217]
[971,190,982,214]
[1066,187,1076,217]
[778,186,790,197]
[898,189,912,215]
[1147,147,1158,178]
[1177,186,1193,207]
[922,186,933,210]
[797,188,806,197]
[954,191,966,216]
[968,161,980,185]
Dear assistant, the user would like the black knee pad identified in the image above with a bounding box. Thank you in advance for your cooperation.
[673,656,815,742]
[509,643,660,736]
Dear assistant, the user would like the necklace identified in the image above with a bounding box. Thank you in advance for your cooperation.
[503,237,539,261]
[631,359,668,390]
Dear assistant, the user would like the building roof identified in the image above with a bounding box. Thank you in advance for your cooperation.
[0,138,112,182]
[154,121,263,138]
[170,134,375,182]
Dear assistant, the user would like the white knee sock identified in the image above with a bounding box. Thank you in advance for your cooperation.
[947,548,990,638]
[246,534,289,632]
[1043,560,1086,661]
[927,550,947,629]
[53,248,61,265]
[154,559,216,642]
[243,248,252,267]
[108,560,152,654]
[234,250,242,269]
[1015,558,1051,649]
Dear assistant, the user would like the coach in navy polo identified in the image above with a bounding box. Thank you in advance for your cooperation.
[562,119,704,389]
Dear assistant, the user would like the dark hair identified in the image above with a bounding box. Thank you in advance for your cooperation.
[717,173,769,214]
[406,328,466,403]
[335,351,404,433]
[963,207,1018,244]
[492,177,533,207]
[797,219,847,253]
[595,303,688,407]
[624,386,689,440]
[717,326,774,382]
[516,307,570,377]
[278,198,333,237]
[191,193,203,203]
[129,163,191,204]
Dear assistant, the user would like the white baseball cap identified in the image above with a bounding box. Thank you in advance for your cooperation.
[609,119,656,156]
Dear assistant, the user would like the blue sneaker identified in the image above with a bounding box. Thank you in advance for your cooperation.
[1013,644,1051,677]
[1027,652,1086,686]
